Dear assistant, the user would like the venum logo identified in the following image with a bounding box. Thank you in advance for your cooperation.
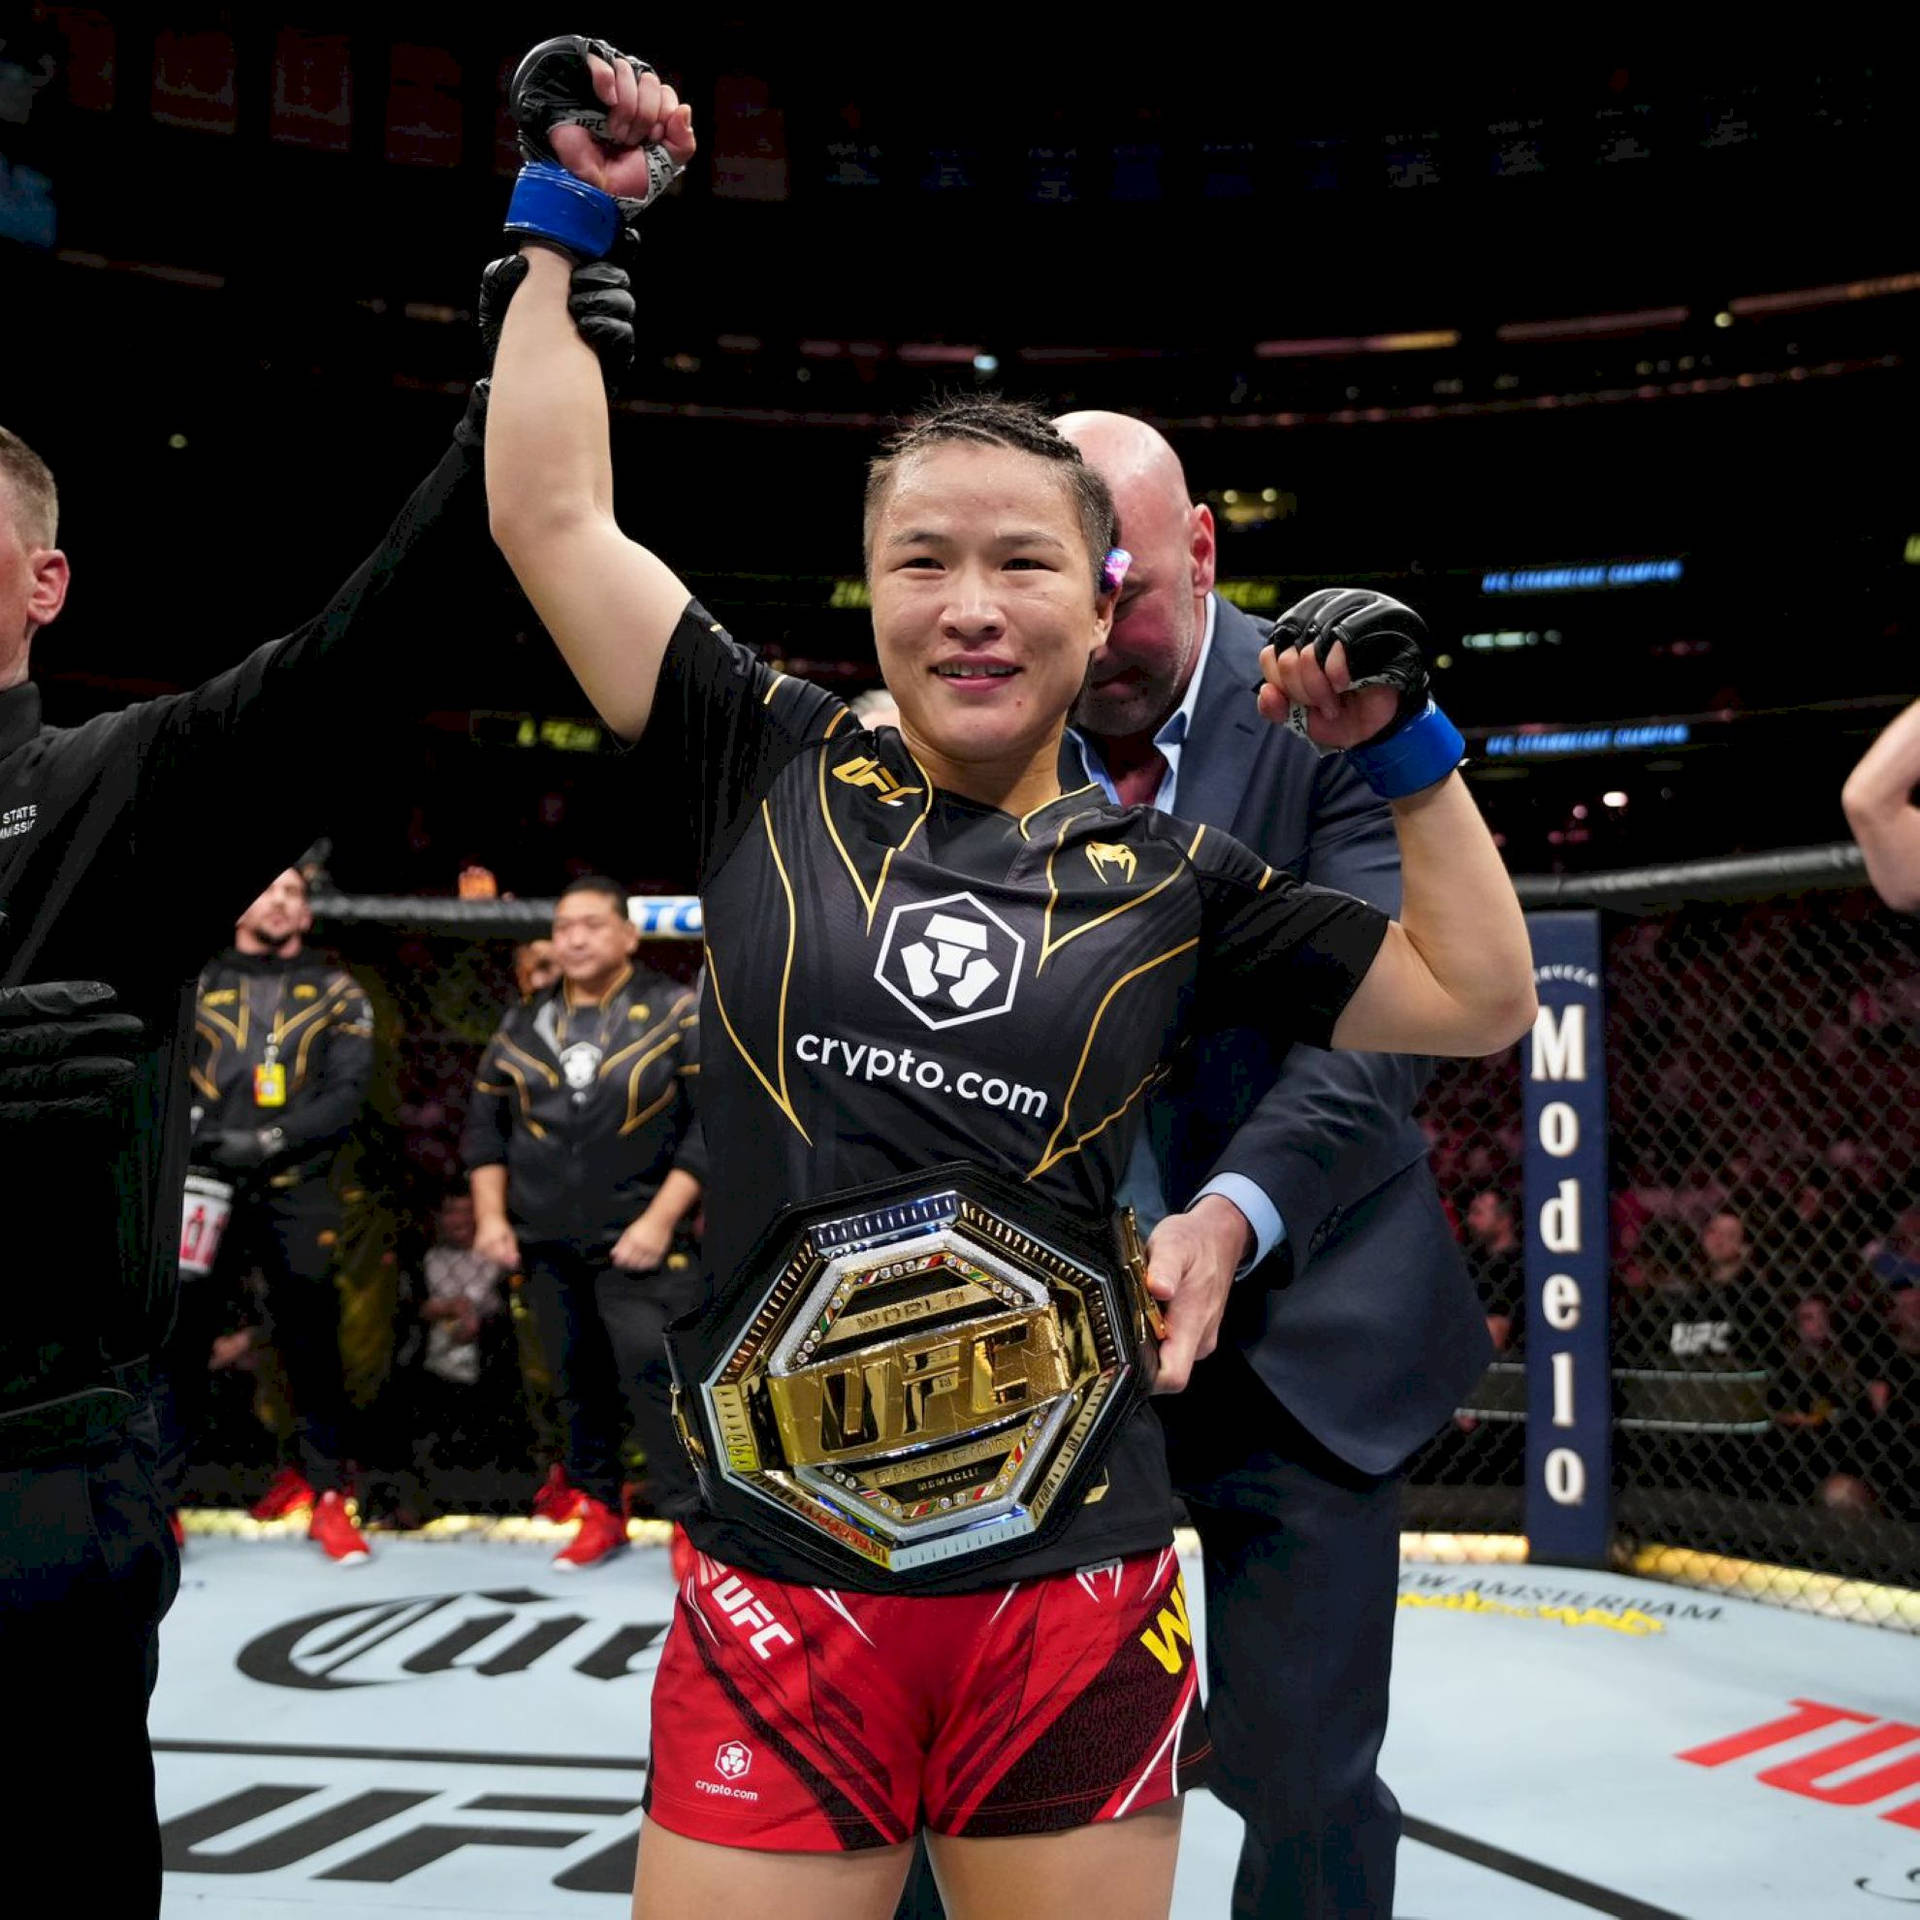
[1085,841,1136,884]
[874,892,1025,1031]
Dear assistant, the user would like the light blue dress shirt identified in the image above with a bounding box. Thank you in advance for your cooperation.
[1065,597,1287,1275]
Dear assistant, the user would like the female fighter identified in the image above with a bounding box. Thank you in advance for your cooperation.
[483,39,1535,1920]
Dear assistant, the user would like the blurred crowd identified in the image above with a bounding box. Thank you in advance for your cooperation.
[1431,892,1920,1523]
[168,879,1918,1546]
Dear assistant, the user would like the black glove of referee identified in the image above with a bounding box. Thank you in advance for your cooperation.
[200,1126,283,1172]
[476,251,638,393]
[0,981,145,1128]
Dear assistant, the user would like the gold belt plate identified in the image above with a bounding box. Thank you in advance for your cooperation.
[692,1189,1147,1577]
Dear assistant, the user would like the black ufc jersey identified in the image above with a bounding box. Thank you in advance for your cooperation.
[190,949,373,1180]
[650,604,1390,1593]
[463,965,704,1245]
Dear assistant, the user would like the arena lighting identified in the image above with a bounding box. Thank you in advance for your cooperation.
[1461,629,1563,651]
[468,712,608,754]
[972,353,999,373]
[1603,790,1629,807]
[1254,330,1459,357]
[1714,311,1735,328]
[898,342,983,365]
[1496,306,1689,342]
[1728,270,1920,318]
[1485,723,1691,758]
[1481,560,1683,594]
[1215,580,1283,610]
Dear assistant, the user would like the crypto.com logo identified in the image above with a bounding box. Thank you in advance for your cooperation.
[714,1741,753,1782]
[874,893,1025,1031]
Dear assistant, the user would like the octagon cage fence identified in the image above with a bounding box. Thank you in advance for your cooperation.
[184,842,1914,1632]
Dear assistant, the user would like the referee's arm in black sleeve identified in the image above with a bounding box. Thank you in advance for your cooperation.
[123,416,490,964]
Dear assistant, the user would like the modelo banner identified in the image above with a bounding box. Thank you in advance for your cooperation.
[1522,911,1613,1567]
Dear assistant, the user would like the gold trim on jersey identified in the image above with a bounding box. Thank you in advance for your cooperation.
[613,1032,688,1135]
[497,1035,561,1089]
[1029,939,1199,1178]
[706,939,811,1146]
[703,803,814,1145]
[817,723,935,932]
[622,1079,680,1136]
[1037,808,1182,975]
[600,1006,682,1079]
[1016,782,1097,842]
[188,1023,221,1102]
[277,991,343,1095]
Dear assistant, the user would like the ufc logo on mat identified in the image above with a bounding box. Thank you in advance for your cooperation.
[711,1575,796,1660]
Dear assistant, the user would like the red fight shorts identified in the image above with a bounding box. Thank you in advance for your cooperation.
[641,1543,1210,1852]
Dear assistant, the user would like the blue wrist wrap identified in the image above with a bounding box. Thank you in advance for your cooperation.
[504,161,620,260]
[1346,699,1466,799]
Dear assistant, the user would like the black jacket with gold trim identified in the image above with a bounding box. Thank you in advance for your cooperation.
[189,947,372,1185]
[462,965,704,1246]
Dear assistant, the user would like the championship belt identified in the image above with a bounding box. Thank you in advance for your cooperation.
[668,1164,1163,1586]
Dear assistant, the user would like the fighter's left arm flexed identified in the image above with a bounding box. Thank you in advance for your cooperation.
[1147,589,1534,1389]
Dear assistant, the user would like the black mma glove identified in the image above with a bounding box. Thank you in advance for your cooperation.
[1268,588,1464,798]
[1270,588,1431,747]
[476,252,638,393]
[509,34,685,223]
[0,981,145,1127]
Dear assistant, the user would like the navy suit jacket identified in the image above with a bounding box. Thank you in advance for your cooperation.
[1144,595,1490,1475]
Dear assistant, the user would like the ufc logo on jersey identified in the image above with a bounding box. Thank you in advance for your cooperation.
[832,755,924,807]
[710,1574,796,1659]
[874,893,1025,1031]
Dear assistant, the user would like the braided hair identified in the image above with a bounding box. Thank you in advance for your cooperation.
[862,397,1118,598]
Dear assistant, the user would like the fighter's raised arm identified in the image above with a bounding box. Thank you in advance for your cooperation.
[1257,589,1538,1056]
[485,37,699,742]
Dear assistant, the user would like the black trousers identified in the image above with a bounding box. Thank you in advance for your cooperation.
[156,1180,351,1497]
[520,1240,697,1518]
[0,1403,180,1919]
[1162,1348,1403,1920]
[153,1270,257,1508]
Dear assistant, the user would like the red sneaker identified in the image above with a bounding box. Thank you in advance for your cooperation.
[250,1465,317,1522]
[168,1510,187,1551]
[308,1491,371,1566]
[552,1496,627,1572]
[532,1463,585,1524]
[669,1522,695,1587]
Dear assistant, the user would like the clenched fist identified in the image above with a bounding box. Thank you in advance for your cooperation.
[511,35,696,208]
[1257,588,1433,752]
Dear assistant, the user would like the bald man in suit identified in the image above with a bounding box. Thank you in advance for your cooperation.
[1057,412,1490,1919]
